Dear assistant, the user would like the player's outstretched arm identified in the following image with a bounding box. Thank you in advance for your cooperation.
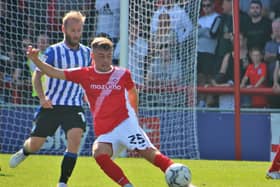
[26,45,66,80]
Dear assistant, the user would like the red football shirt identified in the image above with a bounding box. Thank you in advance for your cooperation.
[64,66,135,136]
[244,62,267,107]
[245,63,267,86]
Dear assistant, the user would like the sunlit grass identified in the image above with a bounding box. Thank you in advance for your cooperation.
[0,154,278,187]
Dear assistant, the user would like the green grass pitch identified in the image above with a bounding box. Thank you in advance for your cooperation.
[0,153,279,187]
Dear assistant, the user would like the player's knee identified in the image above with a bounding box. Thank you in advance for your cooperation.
[92,147,105,158]
[68,138,81,149]
[25,137,45,152]
[92,143,112,158]
[66,129,83,149]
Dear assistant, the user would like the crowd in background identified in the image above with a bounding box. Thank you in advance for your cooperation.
[0,0,280,109]
[198,0,280,108]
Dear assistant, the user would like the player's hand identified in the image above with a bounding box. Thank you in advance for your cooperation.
[39,96,53,109]
[26,45,40,61]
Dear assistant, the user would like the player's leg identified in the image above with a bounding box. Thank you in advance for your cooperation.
[92,139,132,186]
[137,148,173,172]
[58,107,86,186]
[136,134,197,187]
[267,145,280,179]
[121,116,174,173]
[9,108,58,168]
[9,137,46,168]
[58,128,83,186]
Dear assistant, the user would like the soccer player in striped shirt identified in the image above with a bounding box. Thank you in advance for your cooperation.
[25,36,197,187]
[9,11,91,187]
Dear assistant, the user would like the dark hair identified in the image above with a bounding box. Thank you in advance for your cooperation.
[249,46,263,54]
[250,0,263,8]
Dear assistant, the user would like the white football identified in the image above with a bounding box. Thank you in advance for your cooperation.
[165,163,192,187]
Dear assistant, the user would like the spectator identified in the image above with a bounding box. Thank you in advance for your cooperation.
[270,0,280,19]
[197,0,220,107]
[200,0,223,15]
[13,37,33,104]
[213,33,249,86]
[215,0,249,68]
[239,0,272,18]
[245,0,272,51]
[0,49,17,103]
[213,33,250,108]
[269,33,280,108]
[147,12,183,106]
[150,0,193,44]
[27,33,49,101]
[114,20,148,85]
[150,0,193,66]
[148,12,178,80]
[95,0,120,45]
[213,0,223,13]
[264,18,280,86]
[272,46,280,92]
[240,47,268,108]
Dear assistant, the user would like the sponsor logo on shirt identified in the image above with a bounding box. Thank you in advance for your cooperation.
[90,83,121,90]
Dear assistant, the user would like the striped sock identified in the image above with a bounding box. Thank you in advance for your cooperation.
[59,152,77,183]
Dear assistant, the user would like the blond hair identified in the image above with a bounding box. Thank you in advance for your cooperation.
[62,11,86,26]
[91,37,113,51]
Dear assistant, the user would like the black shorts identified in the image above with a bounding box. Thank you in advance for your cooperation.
[197,52,217,76]
[31,106,86,138]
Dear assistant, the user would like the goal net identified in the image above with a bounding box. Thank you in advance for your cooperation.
[126,0,200,159]
[0,0,200,159]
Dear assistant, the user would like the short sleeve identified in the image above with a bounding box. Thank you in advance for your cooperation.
[44,47,55,66]
[64,67,87,84]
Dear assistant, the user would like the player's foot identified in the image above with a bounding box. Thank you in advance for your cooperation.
[123,184,134,187]
[266,171,280,179]
[57,182,68,187]
[9,149,27,168]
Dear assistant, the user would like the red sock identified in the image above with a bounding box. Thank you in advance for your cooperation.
[269,146,280,172]
[95,154,130,186]
[153,153,174,172]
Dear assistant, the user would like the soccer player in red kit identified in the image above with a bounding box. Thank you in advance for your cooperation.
[26,37,195,187]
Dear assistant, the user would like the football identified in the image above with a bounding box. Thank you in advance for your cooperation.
[165,163,192,187]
